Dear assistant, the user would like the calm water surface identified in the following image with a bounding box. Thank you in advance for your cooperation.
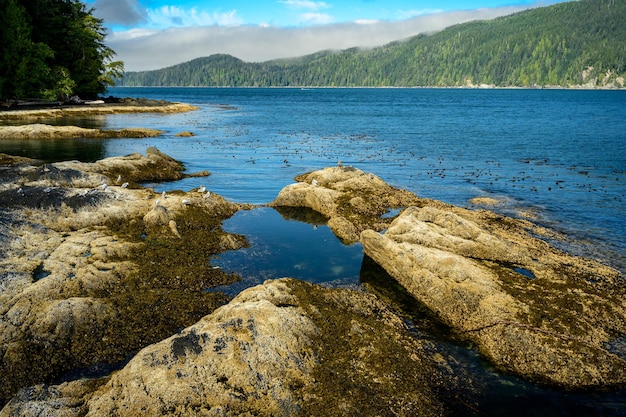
[2,87,625,414]
[6,87,622,271]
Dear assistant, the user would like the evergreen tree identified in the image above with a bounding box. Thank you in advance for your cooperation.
[1,0,123,101]
[0,0,54,99]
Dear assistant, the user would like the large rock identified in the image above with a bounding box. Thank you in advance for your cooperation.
[271,166,420,243]
[361,205,626,388]
[2,279,460,417]
[0,149,246,406]
[0,124,163,139]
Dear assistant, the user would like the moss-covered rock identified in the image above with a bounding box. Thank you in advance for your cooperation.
[2,279,466,417]
[0,149,244,406]
[361,205,626,388]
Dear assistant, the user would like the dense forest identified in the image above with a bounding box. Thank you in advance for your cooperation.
[119,0,625,88]
[0,0,123,101]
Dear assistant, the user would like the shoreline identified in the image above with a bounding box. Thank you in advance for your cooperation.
[111,84,626,90]
[0,99,198,139]
[0,148,624,414]
[0,101,198,122]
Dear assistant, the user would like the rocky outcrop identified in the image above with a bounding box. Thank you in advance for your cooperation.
[0,124,163,139]
[270,166,420,243]
[0,149,247,405]
[0,102,198,122]
[271,166,626,389]
[361,205,626,388]
[1,279,462,417]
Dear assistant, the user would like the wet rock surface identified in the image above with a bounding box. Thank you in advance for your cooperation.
[0,149,246,406]
[2,279,466,417]
[361,203,626,388]
[1,160,625,415]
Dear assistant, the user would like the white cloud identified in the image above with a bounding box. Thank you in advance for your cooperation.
[147,7,243,28]
[279,1,330,10]
[299,12,334,24]
[109,6,529,71]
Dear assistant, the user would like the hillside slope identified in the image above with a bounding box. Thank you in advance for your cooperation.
[119,0,625,88]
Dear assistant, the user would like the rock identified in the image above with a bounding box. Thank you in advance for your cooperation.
[361,205,626,388]
[0,124,163,139]
[2,279,460,417]
[0,149,244,406]
[0,102,198,122]
[271,166,420,243]
[143,204,170,227]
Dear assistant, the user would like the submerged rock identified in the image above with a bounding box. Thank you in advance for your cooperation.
[2,279,463,417]
[361,205,626,388]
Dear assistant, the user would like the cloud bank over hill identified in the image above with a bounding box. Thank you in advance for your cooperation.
[106,6,528,71]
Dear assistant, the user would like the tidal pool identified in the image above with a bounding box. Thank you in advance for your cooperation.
[209,207,364,296]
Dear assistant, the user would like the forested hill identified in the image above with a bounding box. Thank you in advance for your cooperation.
[119,0,626,88]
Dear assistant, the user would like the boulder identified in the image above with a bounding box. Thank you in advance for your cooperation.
[2,279,461,417]
[271,166,420,243]
[361,205,626,388]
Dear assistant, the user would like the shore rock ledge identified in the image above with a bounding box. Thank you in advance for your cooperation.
[271,166,420,243]
[2,279,459,417]
[361,205,626,388]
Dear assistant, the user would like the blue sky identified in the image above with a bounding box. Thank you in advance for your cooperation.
[88,0,571,71]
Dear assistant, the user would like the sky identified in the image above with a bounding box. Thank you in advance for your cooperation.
[86,0,571,71]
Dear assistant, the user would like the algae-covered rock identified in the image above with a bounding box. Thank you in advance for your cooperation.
[0,149,243,406]
[361,205,626,388]
[2,279,460,417]
[0,124,164,139]
[271,166,420,243]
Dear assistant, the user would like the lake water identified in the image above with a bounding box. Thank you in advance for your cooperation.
[2,87,625,414]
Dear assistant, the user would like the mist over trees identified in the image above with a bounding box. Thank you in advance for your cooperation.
[0,0,123,101]
[120,0,625,88]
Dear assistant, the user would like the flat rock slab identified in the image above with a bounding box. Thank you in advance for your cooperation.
[361,205,626,388]
[0,102,198,122]
[0,124,163,139]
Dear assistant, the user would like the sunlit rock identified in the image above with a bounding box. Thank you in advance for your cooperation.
[361,204,626,388]
[2,279,459,417]
[0,149,242,405]
[271,166,420,243]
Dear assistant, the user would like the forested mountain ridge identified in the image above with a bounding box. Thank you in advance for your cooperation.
[119,0,626,88]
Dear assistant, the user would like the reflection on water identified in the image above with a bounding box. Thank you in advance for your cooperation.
[209,207,363,296]
[0,138,106,163]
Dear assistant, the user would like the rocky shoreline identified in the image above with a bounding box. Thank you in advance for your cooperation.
[0,146,624,415]
[0,99,198,140]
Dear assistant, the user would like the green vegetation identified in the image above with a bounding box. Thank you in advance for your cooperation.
[120,0,625,88]
[0,0,123,101]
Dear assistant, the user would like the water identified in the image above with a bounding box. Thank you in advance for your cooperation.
[2,87,626,414]
[5,87,623,271]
